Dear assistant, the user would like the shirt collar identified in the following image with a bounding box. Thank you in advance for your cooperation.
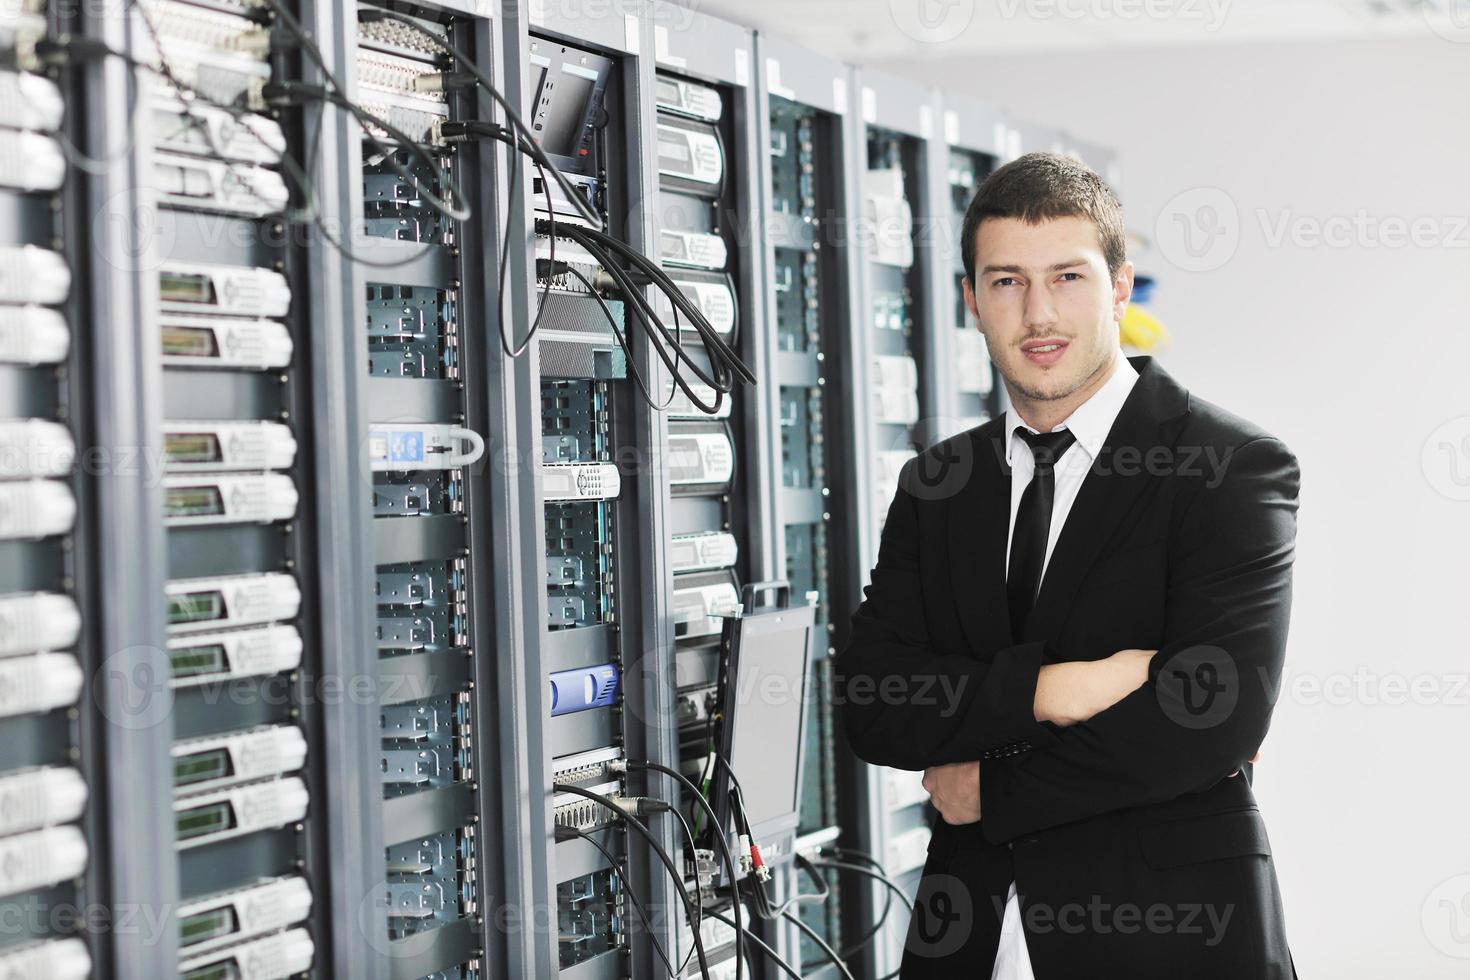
[1004,353,1140,467]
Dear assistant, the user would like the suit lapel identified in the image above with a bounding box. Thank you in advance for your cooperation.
[1020,355,1192,642]
[946,417,1015,658]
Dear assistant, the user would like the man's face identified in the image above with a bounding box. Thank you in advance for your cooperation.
[963,215,1132,405]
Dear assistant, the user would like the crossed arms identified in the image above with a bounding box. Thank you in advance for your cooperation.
[837,437,1301,844]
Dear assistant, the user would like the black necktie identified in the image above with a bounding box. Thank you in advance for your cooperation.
[1007,426,1079,641]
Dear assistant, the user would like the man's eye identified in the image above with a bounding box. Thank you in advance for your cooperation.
[992,277,1017,288]
[1058,272,1083,282]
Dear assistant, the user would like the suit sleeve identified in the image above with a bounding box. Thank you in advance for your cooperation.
[837,458,1061,771]
[979,436,1301,843]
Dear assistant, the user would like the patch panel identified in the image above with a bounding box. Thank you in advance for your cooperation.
[174,776,309,849]
[0,305,69,365]
[159,315,294,370]
[551,778,622,832]
[177,927,314,980]
[0,766,87,836]
[135,0,272,109]
[162,420,298,472]
[550,745,622,788]
[167,624,303,688]
[0,479,75,539]
[355,47,450,145]
[176,874,313,956]
[0,938,90,979]
[164,572,302,633]
[171,724,308,794]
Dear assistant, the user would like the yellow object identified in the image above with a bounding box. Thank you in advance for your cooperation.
[1120,303,1170,352]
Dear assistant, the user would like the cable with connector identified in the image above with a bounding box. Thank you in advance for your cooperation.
[704,909,801,980]
[619,759,745,980]
[550,783,713,978]
[355,7,605,232]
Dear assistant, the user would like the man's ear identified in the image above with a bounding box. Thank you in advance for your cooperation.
[962,274,980,324]
[1112,259,1136,322]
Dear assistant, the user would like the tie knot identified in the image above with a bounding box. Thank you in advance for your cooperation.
[1016,426,1078,470]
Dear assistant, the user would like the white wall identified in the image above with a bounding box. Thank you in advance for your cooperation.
[879,38,1470,978]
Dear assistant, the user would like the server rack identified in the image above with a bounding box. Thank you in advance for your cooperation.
[928,92,1008,439]
[748,33,869,977]
[0,3,105,977]
[651,7,782,977]
[840,63,947,978]
[518,7,673,979]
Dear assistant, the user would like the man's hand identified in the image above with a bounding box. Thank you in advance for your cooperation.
[922,761,982,825]
[1034,648,1157,727]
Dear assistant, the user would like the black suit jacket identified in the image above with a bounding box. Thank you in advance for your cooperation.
[838,355,1301,979]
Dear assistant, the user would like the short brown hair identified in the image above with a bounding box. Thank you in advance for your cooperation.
[961,151,1126,285]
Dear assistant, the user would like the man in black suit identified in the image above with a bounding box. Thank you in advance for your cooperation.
[838,152,1300,979]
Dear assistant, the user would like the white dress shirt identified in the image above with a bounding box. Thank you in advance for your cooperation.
[990,353,1139,980]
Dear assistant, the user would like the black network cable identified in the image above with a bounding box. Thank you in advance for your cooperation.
[354,6,605,231]
[704,909,801,980]
[622,759,746,980]
[551,222,745,415]
[549,783,713,978]
[565,827,677,978]
[784,906,857,980]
